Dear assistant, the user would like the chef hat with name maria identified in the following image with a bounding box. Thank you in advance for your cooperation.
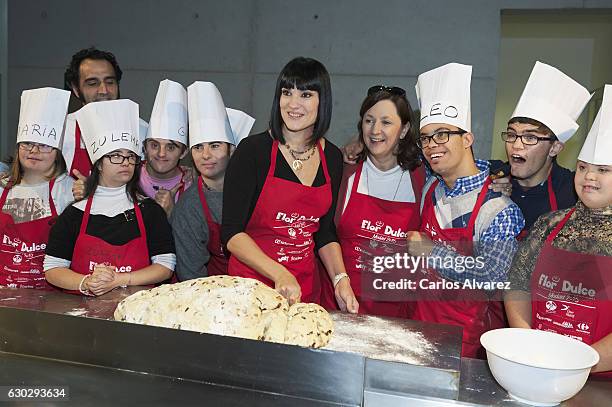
[74,99,141,163]
[17,87,71,149]
[415,63,472,132]
[146,79,188,146]
[187,81,254,148]
[511,61,592,143]
[578,84,612,165]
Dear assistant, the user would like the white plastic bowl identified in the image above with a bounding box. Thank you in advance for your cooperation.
[480,328,599,406]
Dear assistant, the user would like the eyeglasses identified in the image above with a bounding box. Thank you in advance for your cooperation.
[105,153,140,165]
[367,85,406,97]
[417,130,465,149]
[501,132,556,146]
[18,142,54,153]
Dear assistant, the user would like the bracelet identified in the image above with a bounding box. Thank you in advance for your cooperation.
[333,272,349,288]
[78,274,94,296]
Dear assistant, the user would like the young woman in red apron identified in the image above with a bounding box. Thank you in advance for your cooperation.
[505,153,612,376]
[171,81,255,281]
[0,144,73,290]
[1,87,75,290]
[223,57,358,311]
[321,87,424,316]
[45,147,174,296]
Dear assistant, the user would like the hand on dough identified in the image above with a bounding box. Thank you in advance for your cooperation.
[274,269,301,305]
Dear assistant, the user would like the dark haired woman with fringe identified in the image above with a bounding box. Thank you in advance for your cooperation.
[222,57,358,312]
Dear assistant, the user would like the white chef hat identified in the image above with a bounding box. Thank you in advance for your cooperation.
[415,63,472,132]
[146,79,188,146]
[74,99,141,163]
[17,87,71,149]
[511,61,592,143]
[187,81,254,148]
[578,84,612,165]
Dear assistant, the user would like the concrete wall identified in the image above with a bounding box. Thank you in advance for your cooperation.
[4,0,612,160]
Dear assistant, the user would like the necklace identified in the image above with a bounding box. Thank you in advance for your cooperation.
[285,143,316,171]
[365,164,405,201]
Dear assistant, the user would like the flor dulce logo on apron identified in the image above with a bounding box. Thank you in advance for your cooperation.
[228,139,332,303]
[531,207,612,349]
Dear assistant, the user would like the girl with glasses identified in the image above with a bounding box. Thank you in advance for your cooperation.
[0,88,75,290]
[45,100,175,296]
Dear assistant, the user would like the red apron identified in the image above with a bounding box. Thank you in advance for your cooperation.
[531,207,612,378]
[328,162,422,316]
[517,173,557,240]
[414,177,506,358]
[228,139,332,303]
[198,176,228,276]
[70,122,93,178]
[0,179,57,290]
[67,193,151,294]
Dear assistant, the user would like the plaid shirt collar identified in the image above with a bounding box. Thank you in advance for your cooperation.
[436,159,490,198]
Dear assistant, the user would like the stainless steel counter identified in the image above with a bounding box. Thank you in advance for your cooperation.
[1,287,610,406]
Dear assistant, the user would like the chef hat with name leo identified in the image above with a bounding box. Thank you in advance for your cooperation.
[74,99,141,163]
[511,61,592,143]
[17,87,71,149]
[578,84,612,165]
[415,63,472,132]
[187,81,255,148]
[146,79,188,146]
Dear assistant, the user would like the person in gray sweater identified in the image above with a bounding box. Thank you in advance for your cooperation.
[169,81,254,281]
[170,182,222,280]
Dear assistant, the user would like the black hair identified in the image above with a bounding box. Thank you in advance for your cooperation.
[83,156,143,203]
[269,57,332,144]
[356,90,421,171]
[64,47,123,97]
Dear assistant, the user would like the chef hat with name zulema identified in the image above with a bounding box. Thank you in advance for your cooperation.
[187,81,255,148]
[74,99,141,163]
[511,61,592,143]
[578,84,612,165]
[146,79,188,146]
[415,62,472,132]
[17,87,71,148]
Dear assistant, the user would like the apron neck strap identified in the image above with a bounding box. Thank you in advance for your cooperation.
[197,176,213,222]
[466,177,493,232]
[545,207,575,243]
[47,178,58,217]
[0,180,13,208]
[547,172,558,211]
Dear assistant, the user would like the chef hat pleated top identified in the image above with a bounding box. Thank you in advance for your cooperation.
[187,81,254,148]
[511,61,592,143]
[578,84,612,165]
[74,99,141,163]
[146,79,188,146]
[17,87,71,149]
[415,63,472,132]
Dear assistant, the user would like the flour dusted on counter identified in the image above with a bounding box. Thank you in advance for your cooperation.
[325,315,434,365]
[113,276,333,348]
